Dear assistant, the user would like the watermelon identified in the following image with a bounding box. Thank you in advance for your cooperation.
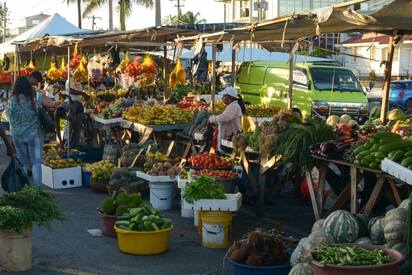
[290,237,308,266]
[354,213,369,237]
[354,237,373,245]
[311,219,325,233]
[384,241,407,257]
[370,217,385,244]
[384,208,407,242]
[323,210,359,243]
[288,263,314,275]
[367,216,383,235]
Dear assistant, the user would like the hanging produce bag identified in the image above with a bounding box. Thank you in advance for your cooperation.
[1,157,31,193]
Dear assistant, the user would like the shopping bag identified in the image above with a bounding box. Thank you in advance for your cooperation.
[1,157,31,193]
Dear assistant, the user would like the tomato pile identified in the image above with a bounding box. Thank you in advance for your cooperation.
[187,153,233,170]
[191,169,238,179]
[177,96,209,111]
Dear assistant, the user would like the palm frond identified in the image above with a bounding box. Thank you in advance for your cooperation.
[82,0,107,17]
[133,0,153,8]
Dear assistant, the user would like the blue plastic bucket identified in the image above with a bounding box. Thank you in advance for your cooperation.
[228,259,291,275]
[82,171,92,187]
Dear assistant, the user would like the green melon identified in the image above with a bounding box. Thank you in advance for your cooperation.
[354,237,373,245]
[115,205,129,216]
[367,216,383,235]
[370,217,385,244]
[323,210,359,243]
[384,241,407,256]
[290,237,308,266]
[384,208,407,242]
[101,198,115,215]
[288,263,314,275]
[311,219,325,233]
[354,213,369,237]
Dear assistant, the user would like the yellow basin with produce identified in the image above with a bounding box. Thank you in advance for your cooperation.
[114,225,173,255]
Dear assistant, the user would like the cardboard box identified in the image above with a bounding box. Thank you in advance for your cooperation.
[41,164,82,189]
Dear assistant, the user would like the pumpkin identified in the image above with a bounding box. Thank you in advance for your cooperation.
[301,231,334,262]
[354,237,373,245]
[399,199,410,210]
[370,217,385,244]
[384,208,407,242]
[288,263,314,275]
[323,210,359,243]
[354,213,369,237]
[367,216,383,235]
[290,238,308,266]
[311,219,325,233]
[384,241,407,256]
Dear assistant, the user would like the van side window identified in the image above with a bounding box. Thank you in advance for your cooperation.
[237,65,265,85]
[264,67,289,84]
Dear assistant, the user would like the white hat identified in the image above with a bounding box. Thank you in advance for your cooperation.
[218,87,238,98]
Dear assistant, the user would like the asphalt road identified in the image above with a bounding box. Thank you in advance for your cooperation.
[0,147,314,275]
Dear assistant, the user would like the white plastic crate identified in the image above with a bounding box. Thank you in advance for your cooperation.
[177,176,189,189]
[251,117,273,124]
[92,115,123,125]
[381,158,412,186]
[193,192,242,212]
[136,171,176,183]
[41,164,82,189]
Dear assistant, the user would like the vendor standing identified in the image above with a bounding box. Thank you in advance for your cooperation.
[208,87,244,140]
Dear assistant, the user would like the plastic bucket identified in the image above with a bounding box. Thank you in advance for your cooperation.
[228,258,291,275]
[98,211,117,237]
[0,226,32,272]
[114,225,173,255]
[150,182,174,210]
[181,199,194,218]
[201,211,232,249]
[82,171,92,187]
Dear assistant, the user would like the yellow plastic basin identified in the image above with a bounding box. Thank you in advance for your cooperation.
[114,225,173,255]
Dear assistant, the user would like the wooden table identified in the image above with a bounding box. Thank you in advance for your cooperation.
[308,156,402,220]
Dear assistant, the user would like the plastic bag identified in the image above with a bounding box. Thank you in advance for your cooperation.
[1,157,31,193]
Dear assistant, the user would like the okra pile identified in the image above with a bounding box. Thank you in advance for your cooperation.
[115,203,172,231]
[314,244,392,266]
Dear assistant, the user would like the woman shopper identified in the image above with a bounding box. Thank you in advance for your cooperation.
[5,76,56,187]
[208,87,245,140]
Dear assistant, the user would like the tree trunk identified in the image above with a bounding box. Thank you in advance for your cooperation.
[155,0,161,26]
[108,0,113,30]
[119,0,126,31]
[77,0,82,28]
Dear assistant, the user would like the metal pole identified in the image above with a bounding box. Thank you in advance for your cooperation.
[155,0,161,26]
[12,44,17,88]
[77,0,82,29]
[380,35,396,123]
[67,46,71,158]
[108,0,113,30]
[177,0,181,19]
[3,2,6,43]
[163,45,169,98]
[249,0,253,23]
[211,45,217,111]
[287,47,294,110]
[231,47,236,86]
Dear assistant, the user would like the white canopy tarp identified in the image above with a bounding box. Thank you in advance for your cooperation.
[0,13,85,54]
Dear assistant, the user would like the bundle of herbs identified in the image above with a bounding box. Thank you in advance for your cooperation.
[227,228,290,266]
[274,118,335,172]
[0,186,64,233]
[183,175,226,203]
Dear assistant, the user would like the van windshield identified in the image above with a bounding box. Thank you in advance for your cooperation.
[310,68,363,92]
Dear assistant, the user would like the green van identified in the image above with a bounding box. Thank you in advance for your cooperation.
[235,61,369,121]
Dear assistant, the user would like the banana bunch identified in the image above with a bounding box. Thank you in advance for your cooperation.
[123,105,192,125]
[169,59,186,89]
[116,52,130,74]
[73,55,88,83]
[246,104,281,117]
[47,62,61,82]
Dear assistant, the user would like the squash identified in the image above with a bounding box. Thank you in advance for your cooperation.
[384,241,407,256]
[290,238,308,266]
[288,263,314,275]
[323,210,359,243]
[370,217,385,244]
[354,213,369,237]
[354,237,373,245]
[311,219,325,233]
[399,199,410,210]
[301,231,334,263]
[384,208,407,242]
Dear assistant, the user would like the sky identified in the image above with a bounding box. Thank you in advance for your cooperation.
[5,0,224,31]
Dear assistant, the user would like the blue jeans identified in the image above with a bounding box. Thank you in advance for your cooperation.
[12,131,43,187]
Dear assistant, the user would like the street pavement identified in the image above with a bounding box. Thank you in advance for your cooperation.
[0,146,314,275]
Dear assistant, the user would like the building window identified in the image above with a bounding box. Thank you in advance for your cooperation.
[32,19,40,25]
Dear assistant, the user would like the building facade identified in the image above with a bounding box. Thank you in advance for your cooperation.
[9,13,50,37]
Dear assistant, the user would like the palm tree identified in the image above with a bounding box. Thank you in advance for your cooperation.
[163,11,206,26]
[82,0,153,31]
[64,0,83,28]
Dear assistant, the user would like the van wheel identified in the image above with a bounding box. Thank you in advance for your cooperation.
[406,99,412,111]
[292,108,302,119]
